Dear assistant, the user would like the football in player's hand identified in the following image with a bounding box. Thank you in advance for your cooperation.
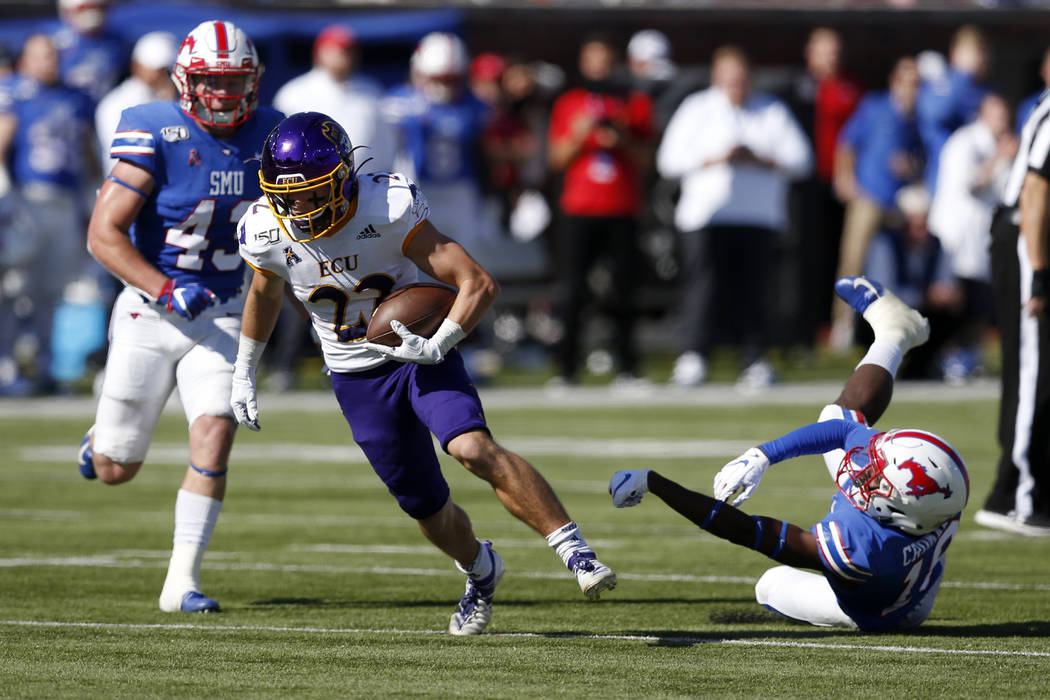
[366,283,456,347]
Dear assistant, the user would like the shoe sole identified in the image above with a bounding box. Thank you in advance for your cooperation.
[582,570,617,601]
[974,509,1050,537]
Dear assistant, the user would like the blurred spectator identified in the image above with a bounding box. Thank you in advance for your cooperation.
[1016,46,1050,133]
[864,185,962,380]
[274,24,394,172]
[383,32,492,250]
[0,34,98,393]
[928,93,1016,381]
[95,31,177,172]
[626,29,679,130]
[477,54,551,241]
[657,45,811,390]
[547,32,653,386]
[781,27,863,348]
[916,25,992,194]
[830,56,923,350]
[53,0,127,103]
[470,52,506,108]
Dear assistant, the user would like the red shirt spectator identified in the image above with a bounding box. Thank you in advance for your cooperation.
[548,87,652,217]
[814,75,862,182]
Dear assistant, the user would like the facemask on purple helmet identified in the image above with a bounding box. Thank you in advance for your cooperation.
[259,112,356,242]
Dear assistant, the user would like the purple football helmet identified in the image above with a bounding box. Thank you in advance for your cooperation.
[259,112,356,242]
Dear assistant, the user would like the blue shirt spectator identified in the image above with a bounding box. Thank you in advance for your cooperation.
[1,75,94,191]
[53,0,128,103]
[915,26,991,193]
[839,91,923,208]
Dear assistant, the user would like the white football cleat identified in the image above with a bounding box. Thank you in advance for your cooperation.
[835,276,929,353]
[448,541,505,636]
[568,550,617,600]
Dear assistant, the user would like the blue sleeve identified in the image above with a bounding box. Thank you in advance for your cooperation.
[110,106,156,173]
[758,420,858,463]
[838,96,870,149]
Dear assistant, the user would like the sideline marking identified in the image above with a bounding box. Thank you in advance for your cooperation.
[2,556,1049,591]
[1,619,1046,658]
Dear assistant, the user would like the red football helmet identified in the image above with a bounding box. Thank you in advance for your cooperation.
[838,429,969,535]
[171,20,263,129]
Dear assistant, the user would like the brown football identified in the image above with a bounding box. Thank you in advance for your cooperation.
[365,283,457,347]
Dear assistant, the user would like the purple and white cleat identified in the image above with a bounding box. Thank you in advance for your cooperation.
[448,541,505,636]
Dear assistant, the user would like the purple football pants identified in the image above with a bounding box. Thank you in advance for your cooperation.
[330,350,488,519]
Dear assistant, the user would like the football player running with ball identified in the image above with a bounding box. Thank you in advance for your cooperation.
[611,277,969,631]
[231,112,616,635]
[78,21,283,613]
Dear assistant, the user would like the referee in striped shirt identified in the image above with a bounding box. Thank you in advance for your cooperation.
[975,91,1050,536]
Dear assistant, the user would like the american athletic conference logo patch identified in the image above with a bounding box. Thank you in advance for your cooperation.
[284,246,302,267]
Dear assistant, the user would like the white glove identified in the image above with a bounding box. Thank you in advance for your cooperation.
[609,469,651,508]
[362,318,465,365]
[230,364,260,431]
[713,447,770,507]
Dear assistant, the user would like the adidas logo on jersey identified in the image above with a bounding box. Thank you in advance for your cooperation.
[356,224,380,240]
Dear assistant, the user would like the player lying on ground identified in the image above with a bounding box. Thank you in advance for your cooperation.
[610,277,970,631]
[230,112,616,636]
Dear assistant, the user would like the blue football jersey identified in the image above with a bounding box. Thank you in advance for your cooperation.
[814,493,958,632]
[760,418,959,632]
[383,85,490,184]
[110,102,283,300]
[0,77,94,190]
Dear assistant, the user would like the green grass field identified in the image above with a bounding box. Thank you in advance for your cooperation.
[2,384,1048,698]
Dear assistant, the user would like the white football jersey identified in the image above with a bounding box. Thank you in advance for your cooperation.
[237,171,431,373]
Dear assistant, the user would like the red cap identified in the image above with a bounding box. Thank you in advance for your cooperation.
[470,52,506,81]
[314,25,356,57]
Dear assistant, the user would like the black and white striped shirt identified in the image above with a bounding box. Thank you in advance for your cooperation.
[1003,88,1050,207]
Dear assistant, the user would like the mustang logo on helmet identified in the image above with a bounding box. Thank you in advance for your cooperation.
[899,458,953,499]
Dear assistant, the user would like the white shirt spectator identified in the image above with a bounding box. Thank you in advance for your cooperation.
[273,68,395,173]
[928,120,1009,282]
[657,86,812,232]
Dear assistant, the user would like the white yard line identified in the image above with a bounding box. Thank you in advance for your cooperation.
[0,380,998,419]
[2,555,1048,592]
[1,619,1045,658]
[18,437,756,464]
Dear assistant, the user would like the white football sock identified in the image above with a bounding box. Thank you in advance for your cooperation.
[159,489,222,611]
[856,339,904,379]
[546,521,593,568]
[455,538,493,581]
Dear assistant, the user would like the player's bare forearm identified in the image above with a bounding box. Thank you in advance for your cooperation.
[405,221,500,334]
[87,190,168,296]
[241,271,285,343]
[1019,172,1050,272]
[647,471,822,569]
[833,363,893,426]
[87,162,166,296]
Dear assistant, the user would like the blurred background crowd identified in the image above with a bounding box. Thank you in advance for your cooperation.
[0,0,1047,396]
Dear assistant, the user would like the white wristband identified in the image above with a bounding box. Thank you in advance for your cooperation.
[432,318,466,356]
[235,334,267,371]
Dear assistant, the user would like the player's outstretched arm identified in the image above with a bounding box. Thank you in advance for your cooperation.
[231,270,286,431]
[610,469,821,569]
